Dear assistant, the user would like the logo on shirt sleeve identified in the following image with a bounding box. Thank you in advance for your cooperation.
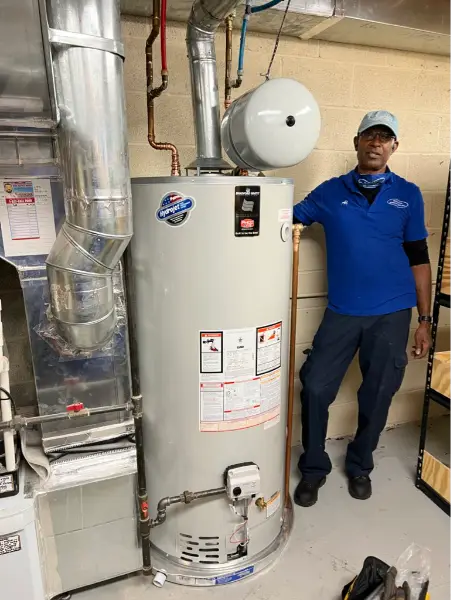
[387,199,409,209]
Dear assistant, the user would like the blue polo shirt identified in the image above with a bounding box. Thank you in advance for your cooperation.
[293,169,428,316]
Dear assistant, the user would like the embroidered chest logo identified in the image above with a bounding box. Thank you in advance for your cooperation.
[387,199,409,209]
[341,200,349,206]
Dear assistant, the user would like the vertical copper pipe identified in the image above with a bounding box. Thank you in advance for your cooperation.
[284,224,304,505]
[146,0,181,176]
[224,15,234,109]
[224,13,242,110]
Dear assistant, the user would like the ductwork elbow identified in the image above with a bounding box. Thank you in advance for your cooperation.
[45,0,132,351]
[187,0,243,169]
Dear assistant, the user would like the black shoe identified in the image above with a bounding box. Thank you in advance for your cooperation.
[294,477,326,507]
[348,475,372,500]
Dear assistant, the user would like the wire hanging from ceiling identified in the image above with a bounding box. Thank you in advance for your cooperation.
[263,0,292,80]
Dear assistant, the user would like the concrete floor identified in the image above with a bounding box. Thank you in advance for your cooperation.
[77,421,450,600]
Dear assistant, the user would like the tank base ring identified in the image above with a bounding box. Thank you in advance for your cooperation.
[149,495,294,587]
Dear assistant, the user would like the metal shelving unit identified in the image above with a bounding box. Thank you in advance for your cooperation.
[416,169,450,515]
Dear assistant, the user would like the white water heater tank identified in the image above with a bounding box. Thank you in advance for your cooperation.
[131,176,294,585]
[221,78,321,171]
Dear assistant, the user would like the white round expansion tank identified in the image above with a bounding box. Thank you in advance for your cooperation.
[131,177,294,586]
[221,78,321,171]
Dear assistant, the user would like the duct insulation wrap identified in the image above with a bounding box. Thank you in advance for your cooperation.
[45,0,132,350]
[221,78,321,171]
[131,177,293,584]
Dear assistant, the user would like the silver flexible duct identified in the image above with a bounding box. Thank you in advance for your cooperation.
[45,0,132,350]
[187,0,243,169]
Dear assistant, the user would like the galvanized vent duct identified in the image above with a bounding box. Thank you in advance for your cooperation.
[123,0,449,56]
[186,0,243,170]
[45,0,132,350]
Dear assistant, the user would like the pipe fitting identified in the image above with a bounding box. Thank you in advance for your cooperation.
[153,571,167,588]
[151,487,226,528]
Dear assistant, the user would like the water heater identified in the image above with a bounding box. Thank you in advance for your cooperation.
[131,176,294,585]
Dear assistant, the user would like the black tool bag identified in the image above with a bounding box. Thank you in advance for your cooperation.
[342,556,390,600]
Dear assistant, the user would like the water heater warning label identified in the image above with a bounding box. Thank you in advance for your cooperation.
[200,332,223,374]
[256,322,282,375]
[234,186,260,237]
[199,325,282,432]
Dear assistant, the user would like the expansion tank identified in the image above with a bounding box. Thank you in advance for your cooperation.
[131,176,294,584]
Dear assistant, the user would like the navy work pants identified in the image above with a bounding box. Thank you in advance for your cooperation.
[298,308,411,480]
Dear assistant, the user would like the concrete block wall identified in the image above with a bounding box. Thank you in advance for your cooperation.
[122,17,450,443]
[0,17,448,437]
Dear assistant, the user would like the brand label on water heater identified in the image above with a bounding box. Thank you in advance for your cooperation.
[156,191,195,227]
[234,186,260,237]
[214,566,254,585]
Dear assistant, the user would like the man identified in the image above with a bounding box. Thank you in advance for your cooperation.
[293,110,432,507]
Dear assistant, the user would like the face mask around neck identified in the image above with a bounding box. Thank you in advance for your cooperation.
[355,172,389,190]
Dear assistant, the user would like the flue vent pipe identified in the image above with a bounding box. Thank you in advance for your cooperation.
[187,0,243,170]
[45,0,132,350]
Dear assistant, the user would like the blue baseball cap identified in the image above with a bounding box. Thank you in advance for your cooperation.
[357,110,399,138]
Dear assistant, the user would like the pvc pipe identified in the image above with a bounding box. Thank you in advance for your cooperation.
[153,571,167,588]
[0,301,15,472]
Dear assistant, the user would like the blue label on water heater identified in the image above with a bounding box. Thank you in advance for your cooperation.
[214,566,254,585]
[156,191,195,227]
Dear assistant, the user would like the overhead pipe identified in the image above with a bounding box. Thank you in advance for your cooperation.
[187,0,243,170]
[45,0,133,350]
[146,0,181,176]
[224,11,245,110]
[224,14,235,110]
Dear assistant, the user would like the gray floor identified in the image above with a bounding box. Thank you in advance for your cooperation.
[77,421,450,600]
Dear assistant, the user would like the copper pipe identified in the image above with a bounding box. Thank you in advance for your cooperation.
[146,0,181,176]
[224,14,234,109]
[284,224,304,505]
[224,13,242,110]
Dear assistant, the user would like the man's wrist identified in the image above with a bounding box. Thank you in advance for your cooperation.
[418,315,432,327]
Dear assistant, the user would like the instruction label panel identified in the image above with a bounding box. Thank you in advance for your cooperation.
[234,186,260,237]
[199,324,282,432]
[256,322,282,375]
[223,328,255,379]
[0,179,56,257]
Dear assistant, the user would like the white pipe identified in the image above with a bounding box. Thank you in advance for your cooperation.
[152,572,167,588]
[0,301,15,472]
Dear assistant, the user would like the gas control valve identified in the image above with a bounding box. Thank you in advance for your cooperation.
[224,462,261,501]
